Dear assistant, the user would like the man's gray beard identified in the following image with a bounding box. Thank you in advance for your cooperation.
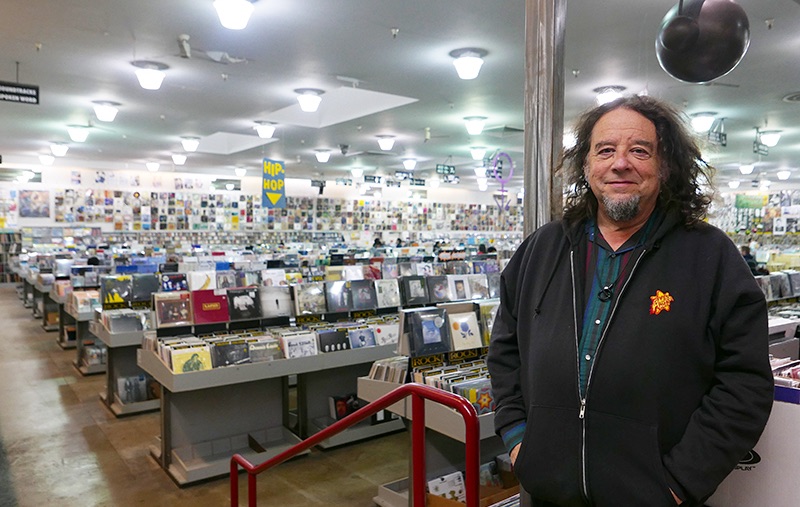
[601,194,641,222]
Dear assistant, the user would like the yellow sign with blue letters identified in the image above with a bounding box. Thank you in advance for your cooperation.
[262,158,286,209]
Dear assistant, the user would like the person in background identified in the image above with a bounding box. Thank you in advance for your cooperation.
[741,245,759,276]
[372,237,384,249]
[478,243,488,254]
[395,237,403,248]
[488,95,773,506]
[86,256,100,266]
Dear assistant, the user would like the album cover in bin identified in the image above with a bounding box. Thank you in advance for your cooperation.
[401,275,429,306]
[426,276,451,303]
[154,291,193,328]
[317,328,350,353]
[348,327,377,349]
[374,279,401,308]
[226,287,263,321]
[324,281,352,313]
[191,289,230,324]
[409,308,451,356]
[187,270,216,291]
[160,273,188,292]
[293,282,327,315]
[447,311,483,351]
[131,273,160,307]
[349,280,377,311]
[211,340,251,367]
[259,286,294,318]
[248,339,283,362]
[101,275,132,309]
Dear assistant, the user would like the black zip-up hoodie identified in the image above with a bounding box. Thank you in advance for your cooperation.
[487,210,773,506]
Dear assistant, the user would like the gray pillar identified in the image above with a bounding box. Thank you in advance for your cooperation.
[523,0,567,236]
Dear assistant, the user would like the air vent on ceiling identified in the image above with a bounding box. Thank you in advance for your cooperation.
[483,125,524,138]
[782,92,800,103]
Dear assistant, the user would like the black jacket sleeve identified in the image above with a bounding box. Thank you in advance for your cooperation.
[662,234,774,502]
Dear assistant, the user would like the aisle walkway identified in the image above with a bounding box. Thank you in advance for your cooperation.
[0,286,408,506]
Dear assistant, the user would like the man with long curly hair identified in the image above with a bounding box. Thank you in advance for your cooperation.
[488,95,773,506]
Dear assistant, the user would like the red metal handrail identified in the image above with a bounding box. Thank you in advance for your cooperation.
[230,382,480,506]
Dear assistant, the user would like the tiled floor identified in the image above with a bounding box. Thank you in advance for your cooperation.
[0,286,409,506]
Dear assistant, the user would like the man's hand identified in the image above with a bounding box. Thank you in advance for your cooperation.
[670,488,683,505]
[510,443,521,466]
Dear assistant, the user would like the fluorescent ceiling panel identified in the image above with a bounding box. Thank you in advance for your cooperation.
[265,87,418,129]
[197,132,278,155]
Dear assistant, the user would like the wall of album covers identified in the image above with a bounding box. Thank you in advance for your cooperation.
[0,166,524,236]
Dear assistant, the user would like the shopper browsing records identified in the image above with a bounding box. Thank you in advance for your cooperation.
[487,95,773,507]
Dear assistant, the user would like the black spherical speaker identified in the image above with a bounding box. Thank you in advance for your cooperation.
[656,0,750,83]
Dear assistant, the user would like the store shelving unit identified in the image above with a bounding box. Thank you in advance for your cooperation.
[138,344,399,485]
[90,322,160,417]
[296,358,405,448]
[67,306,106,376]
[358,377,506,507]
[34,282,59,332]
[51,292,76,349]
[0,231,21,284]
[22,273,33,309]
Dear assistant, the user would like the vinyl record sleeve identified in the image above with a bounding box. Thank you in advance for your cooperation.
[374,279,401,308]
[226,287,263,321]
[409,308,451,356]
[349,280,377,311]
[293,282,327,315]
[447,311,483,351]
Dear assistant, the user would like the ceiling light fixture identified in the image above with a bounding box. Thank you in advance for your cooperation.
[376,135,396,151]
[429,176,440,189]
[739,164,755,175]
[131,60,169,90]
[253,121,276,139]
[759,129,782,148]
[727,180,740,189]
[402,158,417,170]
[315,150,331,163]
[593,85,626,105]
[92,101,120,122]
[213,0,255,30]
[50,142,69,157]
[171,153,187,165]
[39,154,55,166]
[373,190,382,199]
[351,168,364,178]
[234,167,247,177]
[67,125,90,143]
[294,88,324,112]
[777,170,792,180]
[146,162,160,172]
[474,166,487,178]
[226,183,235,191]
[759,179,771,191]
[464,116,488,136]
[180,136,201,152]
[449,48,488,80]
[690,111,717,133]
[470,146,487,161]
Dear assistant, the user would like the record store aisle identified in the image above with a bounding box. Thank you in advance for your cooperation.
[0,287,408,506]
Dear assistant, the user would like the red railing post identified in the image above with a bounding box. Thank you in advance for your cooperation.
[411,392,427,507]
[229,382,480,507]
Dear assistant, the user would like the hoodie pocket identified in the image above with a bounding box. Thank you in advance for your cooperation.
[586,411,676,506]
[514,405,584,506]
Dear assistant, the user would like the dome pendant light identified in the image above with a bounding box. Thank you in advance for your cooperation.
[449,48,488,80]
[213,0,255,30]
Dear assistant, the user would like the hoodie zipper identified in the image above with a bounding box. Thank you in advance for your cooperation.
[575,247,648,502]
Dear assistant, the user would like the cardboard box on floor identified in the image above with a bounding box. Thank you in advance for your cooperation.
[427,484,520,507]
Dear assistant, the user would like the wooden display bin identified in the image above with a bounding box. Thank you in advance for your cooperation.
[427,484,520,507]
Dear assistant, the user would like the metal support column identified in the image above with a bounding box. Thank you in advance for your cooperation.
[523,0,567,236]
